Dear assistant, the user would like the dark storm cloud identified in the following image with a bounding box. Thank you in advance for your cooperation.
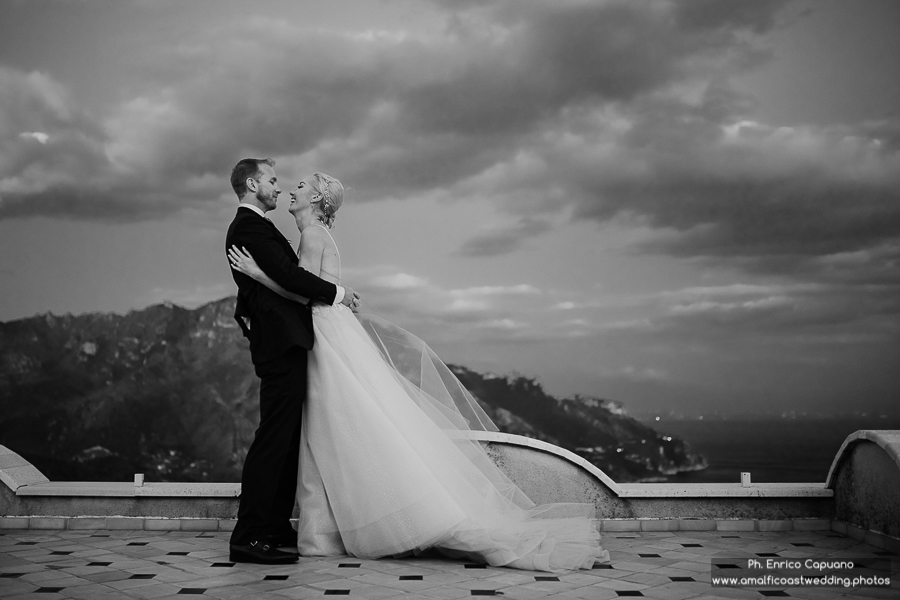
[1,0,792,221]
[0,67,224,220]
[457,218,552,257]
[565,97,900,283]
[671,0,789,33]
[0,23,394,220]
[649,282,900,337]
[408,2,900,286]
[0,69,110,216]
[398,1,898,285]
[399,0,780,134]
[5,0,897,286]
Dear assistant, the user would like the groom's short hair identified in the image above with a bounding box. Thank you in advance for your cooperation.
[231,158,275,198]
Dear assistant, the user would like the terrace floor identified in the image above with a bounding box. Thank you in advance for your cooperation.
[0,528,897,600]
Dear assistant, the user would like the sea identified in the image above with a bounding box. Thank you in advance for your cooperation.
[638,415,900,484]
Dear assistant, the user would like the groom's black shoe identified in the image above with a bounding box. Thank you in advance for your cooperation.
[266,530,298,549]
[264,531,298,554]
[229,540,299,564]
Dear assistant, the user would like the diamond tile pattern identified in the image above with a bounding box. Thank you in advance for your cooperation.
[0,529,895,599]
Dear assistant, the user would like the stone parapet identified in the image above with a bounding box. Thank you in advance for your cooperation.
[827,430,900,540]
[2,431,897,545]
[0,445,49,492]
[477,433,833,521]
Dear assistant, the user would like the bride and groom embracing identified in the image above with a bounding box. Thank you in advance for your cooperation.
[224,157,609,572]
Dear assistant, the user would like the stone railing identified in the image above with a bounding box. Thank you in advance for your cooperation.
[1,430,898,553]
[825,430,900,545]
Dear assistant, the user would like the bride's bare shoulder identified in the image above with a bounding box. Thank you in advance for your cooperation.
[300,225,340,262]
[300,224,329,246]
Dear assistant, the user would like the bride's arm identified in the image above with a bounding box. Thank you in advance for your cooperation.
[228,246,310,305]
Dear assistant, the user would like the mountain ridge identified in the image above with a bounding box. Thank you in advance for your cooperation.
[0,297,706,483]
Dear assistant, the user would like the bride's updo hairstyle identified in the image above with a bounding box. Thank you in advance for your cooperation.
[309,172,344,229]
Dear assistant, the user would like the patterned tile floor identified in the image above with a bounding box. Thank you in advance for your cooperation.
[0,528,897,599]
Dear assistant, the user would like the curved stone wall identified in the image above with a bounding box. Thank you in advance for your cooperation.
[481,441,621,515]
[472,432,832,521]
[827,430,900,539]
[2,433,838,528]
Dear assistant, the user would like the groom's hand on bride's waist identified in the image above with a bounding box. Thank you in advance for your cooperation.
[339,287,361,312]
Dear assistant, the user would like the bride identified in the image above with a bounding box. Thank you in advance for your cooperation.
[228,172,609,572]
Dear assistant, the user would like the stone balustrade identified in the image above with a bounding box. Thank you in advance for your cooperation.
[1,430,898,554]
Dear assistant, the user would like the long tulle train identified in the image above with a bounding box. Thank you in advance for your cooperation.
[296,304,609,572]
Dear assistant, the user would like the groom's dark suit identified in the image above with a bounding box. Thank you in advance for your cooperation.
[226,206,338,548]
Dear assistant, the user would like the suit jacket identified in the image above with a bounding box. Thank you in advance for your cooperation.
[226,207,338,364]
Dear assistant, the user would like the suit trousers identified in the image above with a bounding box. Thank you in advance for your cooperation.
[230,347,307,545]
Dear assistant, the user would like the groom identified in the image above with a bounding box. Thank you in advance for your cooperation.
[225,158,359,564]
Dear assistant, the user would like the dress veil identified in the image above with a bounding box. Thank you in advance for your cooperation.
[297,305,609,572]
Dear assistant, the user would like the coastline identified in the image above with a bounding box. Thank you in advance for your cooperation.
[639,415,900,484]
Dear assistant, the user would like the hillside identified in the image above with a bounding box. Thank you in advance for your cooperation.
[0,297,705,483]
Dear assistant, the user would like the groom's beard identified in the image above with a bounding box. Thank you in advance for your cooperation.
[257,189,277,211]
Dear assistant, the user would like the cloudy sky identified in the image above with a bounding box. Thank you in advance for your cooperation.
[1,0,898,416]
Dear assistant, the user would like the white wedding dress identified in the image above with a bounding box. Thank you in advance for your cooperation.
[293,229,608,572]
